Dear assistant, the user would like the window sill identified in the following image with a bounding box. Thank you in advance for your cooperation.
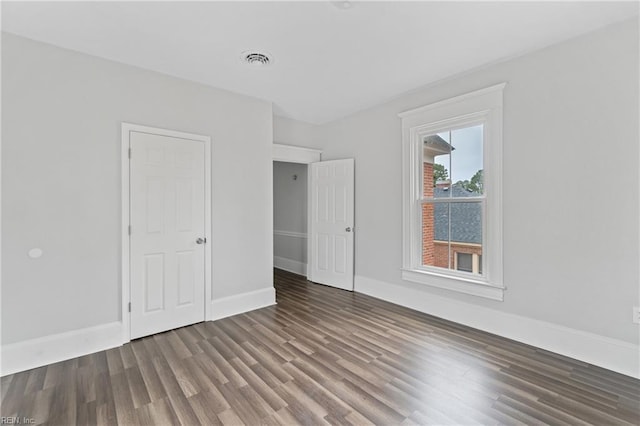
[401,268,504,301]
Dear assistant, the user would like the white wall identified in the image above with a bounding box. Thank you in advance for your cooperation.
[273,115,321,150]
[1,34,274,346]
[292,20,639,374]
[273,162,308,274]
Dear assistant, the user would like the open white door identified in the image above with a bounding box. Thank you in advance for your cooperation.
[129,131,207,339]
[308,159,355,291]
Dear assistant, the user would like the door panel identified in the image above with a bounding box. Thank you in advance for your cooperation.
[309,159,354,291]
[144,254,165,312]
[177,250,196,306]
[130,131,205,339]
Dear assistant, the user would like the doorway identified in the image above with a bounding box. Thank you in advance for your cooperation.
[273,161,309,275]
[272,143,320,278]
[272,144,355,291]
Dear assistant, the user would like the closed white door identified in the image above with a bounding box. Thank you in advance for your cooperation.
[308,159,355,291]
[130,131,206,339]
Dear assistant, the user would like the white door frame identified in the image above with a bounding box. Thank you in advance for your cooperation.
[272,143,322,164]
[122,123,212,344]
[272,143,322,279]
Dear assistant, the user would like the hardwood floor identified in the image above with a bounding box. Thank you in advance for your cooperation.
[2,269,639,425]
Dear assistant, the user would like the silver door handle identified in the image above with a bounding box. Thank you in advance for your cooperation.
[196,237,207,244]
[345,227,352,232]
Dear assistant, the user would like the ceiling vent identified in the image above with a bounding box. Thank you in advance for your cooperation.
[332,1,354,10]
[242,51,272,67]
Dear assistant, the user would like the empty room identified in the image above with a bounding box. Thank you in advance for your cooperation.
[1,1,639,425]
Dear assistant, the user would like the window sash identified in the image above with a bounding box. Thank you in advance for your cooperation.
[417,198,486,277]
[419,196,485,204]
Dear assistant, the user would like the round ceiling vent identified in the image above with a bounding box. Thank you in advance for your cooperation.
[242,51,272,67]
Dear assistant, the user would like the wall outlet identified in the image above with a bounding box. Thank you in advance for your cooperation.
[633,307,640,324]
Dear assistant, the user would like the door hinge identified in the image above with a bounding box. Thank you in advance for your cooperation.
[128,302,131,313]
[128,148,132,159]
[128,225,131,236]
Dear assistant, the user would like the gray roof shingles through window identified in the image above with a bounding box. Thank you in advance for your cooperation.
[433,185,482,244]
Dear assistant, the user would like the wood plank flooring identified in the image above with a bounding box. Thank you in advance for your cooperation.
[2,269,639,425]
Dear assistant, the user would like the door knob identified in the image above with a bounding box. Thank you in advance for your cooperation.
[345,227,352,232]
[196,237,206,244]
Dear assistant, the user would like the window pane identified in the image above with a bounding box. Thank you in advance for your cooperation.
[422,202,450,268]
[450,201,482,245]
[423,126,483,199]
[422,201,483,275]
[450,201,483,274]
[450,124,484,196]
[422,132,451,199]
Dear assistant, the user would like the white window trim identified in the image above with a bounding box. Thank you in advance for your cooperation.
[399,83,505,301]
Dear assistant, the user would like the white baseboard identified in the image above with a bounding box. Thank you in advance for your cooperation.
[274,256,307,276]
[273,230,308,239]
[5,279,635,379]
[355,275,640,379]
[1,321,123,376]
[2,286,276,376]
[209,287,276,321]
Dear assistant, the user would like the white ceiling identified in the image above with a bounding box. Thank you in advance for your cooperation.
[2,1,638,124]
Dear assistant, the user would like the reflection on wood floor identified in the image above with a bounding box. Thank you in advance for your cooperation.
[2,268,639,425]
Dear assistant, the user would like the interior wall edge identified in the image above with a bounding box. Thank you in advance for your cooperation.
[209,287,276,322]
[274,257,307,276]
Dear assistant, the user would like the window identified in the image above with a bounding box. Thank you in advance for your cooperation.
[400,84,505,300]
[456,253,473,273]
[455,252,482,274]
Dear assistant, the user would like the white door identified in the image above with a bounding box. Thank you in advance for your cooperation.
[308,159,355,291]
[130,131,206,339]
